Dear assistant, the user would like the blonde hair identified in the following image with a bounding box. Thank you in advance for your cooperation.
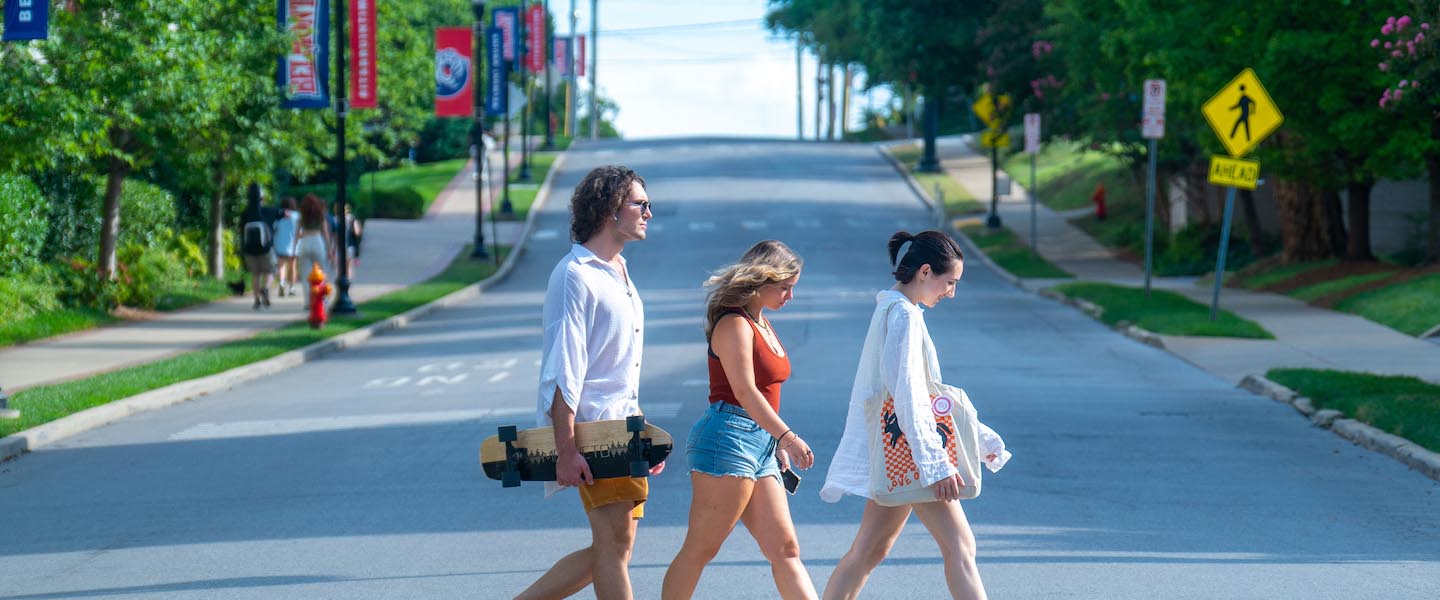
[703,240,803,340]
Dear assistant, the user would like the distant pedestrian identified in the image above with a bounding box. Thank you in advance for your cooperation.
[296,194,334,310]
[1091,183,1107,221]
[343,203,362,277]
[662,240,818,600]
[273,197,300,297]
[820,230,1006,600]
[515,165,657,600]
[239,183,278,310]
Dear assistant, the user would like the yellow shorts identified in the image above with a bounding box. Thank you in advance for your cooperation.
[578,476,648,519]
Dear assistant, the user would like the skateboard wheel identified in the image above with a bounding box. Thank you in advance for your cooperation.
[630,460,648,478]
[503,470,521,488]
[498,425,517,442]
[626,415,645,432]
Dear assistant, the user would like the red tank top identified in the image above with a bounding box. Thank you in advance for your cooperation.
[708,309,790,413]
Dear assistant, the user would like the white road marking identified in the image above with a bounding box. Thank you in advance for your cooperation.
[363,377,411,389]
[169,408,534,441]
[533,229,559,240]
[741,220,767,230]
[416,374,469,386]
[794,218,822,229]
[488,371,510,383]
[688,221,715,231]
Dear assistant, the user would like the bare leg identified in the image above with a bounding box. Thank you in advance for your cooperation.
[516,501,637,600]
[911,501,986,600]
[661,473,754,599]
[738,476,817,600]
[821,501,911,600]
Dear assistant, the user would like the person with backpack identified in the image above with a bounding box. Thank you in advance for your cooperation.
[239,184,279,310]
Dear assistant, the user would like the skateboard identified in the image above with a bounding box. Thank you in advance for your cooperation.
[480,416,673,487]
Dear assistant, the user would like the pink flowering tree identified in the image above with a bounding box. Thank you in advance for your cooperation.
[1375,9,1440,261]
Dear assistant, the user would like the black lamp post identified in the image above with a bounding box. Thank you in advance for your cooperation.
[471,0,491,259]
[330,0,358,316]
[0,386,17,420]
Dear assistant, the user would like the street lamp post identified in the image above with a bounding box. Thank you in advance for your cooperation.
[470,0,491,259]
[330,0,358,316]
[0,387,18,420]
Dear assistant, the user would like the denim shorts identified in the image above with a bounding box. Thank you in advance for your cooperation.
[687,402,781,480]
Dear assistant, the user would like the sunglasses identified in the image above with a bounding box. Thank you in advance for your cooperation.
[624,200,652,213]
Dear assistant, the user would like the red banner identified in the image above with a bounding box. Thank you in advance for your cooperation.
[349,0,377,108]
[553,37,570,76]
[526,4,545,74]
[435,27,473,117]
[577,34,586,78]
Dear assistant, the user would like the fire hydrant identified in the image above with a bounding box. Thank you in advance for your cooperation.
[1091,183,1108,221]
[307,263,333,329]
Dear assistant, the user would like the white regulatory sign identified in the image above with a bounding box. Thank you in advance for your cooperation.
[1024,113,1041,154]
[1141,79,1166,139]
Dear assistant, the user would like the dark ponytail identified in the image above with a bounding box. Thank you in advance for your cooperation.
[888,230,964,284]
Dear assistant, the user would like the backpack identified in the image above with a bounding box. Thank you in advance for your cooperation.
[242,219,272,255]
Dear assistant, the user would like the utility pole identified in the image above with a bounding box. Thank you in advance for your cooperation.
[518,0,531,182]
[795,41,803,140]
[542,0,554,150]
[588,0,598,140]
[567,0,578,138]
[470,0,490,259]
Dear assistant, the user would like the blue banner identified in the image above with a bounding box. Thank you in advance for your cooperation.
[485,27,507,117]
[277,0,330,109]
[491,7,519,65]
[2,0,49,41]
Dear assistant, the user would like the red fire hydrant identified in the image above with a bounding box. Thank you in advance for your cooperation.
[307,263,332,329]
[1091,183,1108,221]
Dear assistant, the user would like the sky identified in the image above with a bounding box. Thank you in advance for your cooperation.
[561,0,883,139]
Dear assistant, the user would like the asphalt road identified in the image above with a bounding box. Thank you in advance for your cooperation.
[1,139,1437,599]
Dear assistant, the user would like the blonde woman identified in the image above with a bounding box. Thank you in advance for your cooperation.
[820,230,988,600]
[662,240,818,600]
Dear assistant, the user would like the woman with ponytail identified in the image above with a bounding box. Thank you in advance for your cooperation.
[820,230,991,600]
[662,240,819,600]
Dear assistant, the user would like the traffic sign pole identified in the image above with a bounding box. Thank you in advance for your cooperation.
[1145,139,1156,296]
[1140,79,1165,298]
[1210,186,1237,321]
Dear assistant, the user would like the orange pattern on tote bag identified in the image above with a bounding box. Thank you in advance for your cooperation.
[878,394,960,492]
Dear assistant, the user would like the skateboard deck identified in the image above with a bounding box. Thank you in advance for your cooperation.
[480,416,673,487]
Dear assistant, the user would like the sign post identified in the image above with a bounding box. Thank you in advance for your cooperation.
[1201,68,1283,320]
[1141,79,1166,296]
[1024,113,1041,251]
[973,91,1011,228]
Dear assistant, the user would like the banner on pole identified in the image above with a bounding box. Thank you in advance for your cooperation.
[2,0,48,41]
[526,4,546,74]
[486,27,508,117]
[435,27,474,117]
[493,7,518,63]
[577,34,586,77]
[349,0,377,109]
[278,0,330,109]
[553,37,570,76]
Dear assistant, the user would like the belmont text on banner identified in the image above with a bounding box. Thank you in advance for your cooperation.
[278,0,330,109]
[493,7,518,64]
[349,0,377,109]
[435,27,473,117]
[2,0,48,41]
[486,27,507,116]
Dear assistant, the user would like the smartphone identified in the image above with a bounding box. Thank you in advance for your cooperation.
[781,468,801,495]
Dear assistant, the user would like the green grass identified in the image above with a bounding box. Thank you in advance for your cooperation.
[154,277,236,312]
[998,141,1135,211]
[0,308,116,347]
[1289,272,1396,302]
[1336,273,1440,336]
[495,151,560,221]
[960,224,1072,278]
[1234,259,1338,290]
[889,143,986,215]
[0,246,509,439]
[1267,368,1440,453]
[1050,281,1273,338]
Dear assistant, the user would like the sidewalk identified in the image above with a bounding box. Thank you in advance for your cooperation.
[0,154,527,393]
[930,134,1440,386]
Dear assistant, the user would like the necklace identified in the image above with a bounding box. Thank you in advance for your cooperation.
[743,307,770,331]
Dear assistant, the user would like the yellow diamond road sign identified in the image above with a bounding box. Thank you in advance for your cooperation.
[972,92,1011,130]
[1202,68,1283,158]
[980,130,1011,149]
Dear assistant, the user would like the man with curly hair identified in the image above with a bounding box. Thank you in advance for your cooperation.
[518,165,660,600]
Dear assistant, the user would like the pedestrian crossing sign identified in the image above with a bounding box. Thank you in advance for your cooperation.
[980,130,1011,149]
[1202,68,1283,158]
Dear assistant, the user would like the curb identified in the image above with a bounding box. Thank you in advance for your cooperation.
[1238,374,1440,482]
[0,152,567,464]
[874,144,945,230]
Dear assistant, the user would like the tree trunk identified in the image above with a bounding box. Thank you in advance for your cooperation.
[841,64,852,138]
[99,157,129,279]
[917,94,941,173]
[1345,180,1376,262]
[1240,189,1265,258]
[814,54,824,141]
[1428,115,1440,262]
[208,167,227,279]
[1323,188,1347,258]
[1272,179,1336,263]
[1186,161,1211,225]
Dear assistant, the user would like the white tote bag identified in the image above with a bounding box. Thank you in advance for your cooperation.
[865,354,984,505]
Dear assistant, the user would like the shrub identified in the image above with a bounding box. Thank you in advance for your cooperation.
[113,243,190,309]
[34,174,177,262]
[53,257,120,310]
[0,174,50,276]
[0,274,61,322]
[362,186,426,219]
